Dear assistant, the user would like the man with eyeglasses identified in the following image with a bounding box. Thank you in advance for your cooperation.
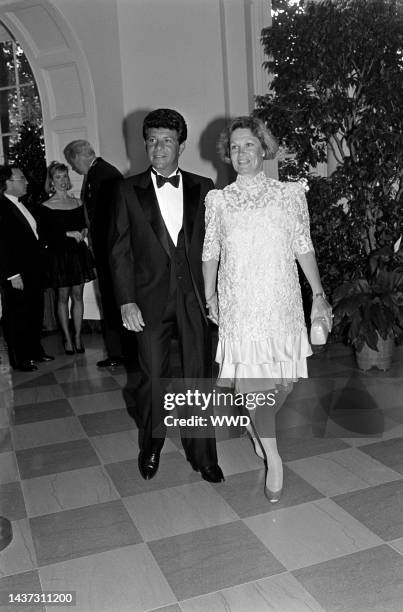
[0,166,53,371]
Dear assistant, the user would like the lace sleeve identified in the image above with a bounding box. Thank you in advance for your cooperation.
[292,183,314,256]
[202,190,221,261]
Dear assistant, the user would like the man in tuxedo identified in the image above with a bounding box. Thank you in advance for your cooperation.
[0,166,53,371]
[109,108,223,483]
[63,140,127,368]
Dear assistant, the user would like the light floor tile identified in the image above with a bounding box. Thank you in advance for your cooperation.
[91,430,177,464]
[12,385,66,407]
[149,521,285,600]
[21,466,119,517]
[245,498,382,571]
[39,544,176,612]
[124,482,238,541]
[293,545,403,612]
[30,500,142,566]
[288,447,403,497]
[180,573,325,612]
[277,425,349,462]
[68,390,127,414]
[60,377,120,398]
[0,452,19,484]
[0,519,37,578]
[53,365,111,384]
[216,437,263,476]
[11,416,85,451]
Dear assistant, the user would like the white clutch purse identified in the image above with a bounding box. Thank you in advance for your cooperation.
[310,315,332,345]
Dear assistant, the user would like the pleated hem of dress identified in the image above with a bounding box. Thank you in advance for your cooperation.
[215,331,312,394]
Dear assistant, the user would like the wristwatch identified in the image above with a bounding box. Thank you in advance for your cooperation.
[314,292,326,299]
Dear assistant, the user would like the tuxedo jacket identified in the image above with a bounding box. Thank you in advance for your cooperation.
[83,157,123,256]
[0,194,42,287]
[109,168,214,327]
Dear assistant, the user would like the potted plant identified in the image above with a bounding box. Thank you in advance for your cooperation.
[332,239,403,370]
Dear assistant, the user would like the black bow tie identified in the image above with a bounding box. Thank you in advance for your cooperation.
[152,170,180,189]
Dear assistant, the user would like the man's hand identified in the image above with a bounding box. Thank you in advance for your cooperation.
[121,303,145,332]
[10,275,24,290]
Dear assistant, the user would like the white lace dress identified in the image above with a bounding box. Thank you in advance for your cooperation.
[202,171,313,393]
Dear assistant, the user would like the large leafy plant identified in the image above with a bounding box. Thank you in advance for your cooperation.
[256,0,403,297]
[332,241,403,350]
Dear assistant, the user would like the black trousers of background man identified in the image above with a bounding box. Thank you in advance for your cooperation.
[2,281,43,366]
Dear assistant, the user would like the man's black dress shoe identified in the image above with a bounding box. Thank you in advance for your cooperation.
[193,464,225,483]
[17,361,38,372]
[34,354,55,362]
[96,357,123,368]
[138,450,161,480]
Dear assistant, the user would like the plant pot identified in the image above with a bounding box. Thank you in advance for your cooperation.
[355,334,395,371]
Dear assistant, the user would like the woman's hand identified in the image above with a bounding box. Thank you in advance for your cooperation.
[311,294,333,330]
[66,230,83,243]
[206,292,219,325]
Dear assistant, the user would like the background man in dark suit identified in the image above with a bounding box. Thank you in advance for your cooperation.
[0,166,53,371]
[109,108,223,483]
[63,140,127,368]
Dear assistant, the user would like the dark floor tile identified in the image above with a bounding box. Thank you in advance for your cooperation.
[30,500,142,566]
[332,479,403,541]
[150,605,181,612]
[105,451,199,497]
[359,437,403,475]
[293,545,403,612]
[60,377,120,397]
[0,570,44,612]
[217,466,324,518]
[149,521,285,600]
[16,438,100,479]
[15,373,58,389]
[277,425,349,462]
[11,399,74,425]
[0,482,26,520]
[78,408,135,436]
[0,428,11,453]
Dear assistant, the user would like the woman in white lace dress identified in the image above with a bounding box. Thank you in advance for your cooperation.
[202,116,331,502]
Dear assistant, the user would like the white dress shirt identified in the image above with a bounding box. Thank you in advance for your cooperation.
[151,169,183,246]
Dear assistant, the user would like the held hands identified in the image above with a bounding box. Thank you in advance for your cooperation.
[121,303,145,332]
[66,230,83,243]
[206,292,219,325]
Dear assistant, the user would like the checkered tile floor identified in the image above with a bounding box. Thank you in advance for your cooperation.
[1,333,403,612]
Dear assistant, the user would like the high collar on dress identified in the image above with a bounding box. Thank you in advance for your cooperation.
[235,170,266,189]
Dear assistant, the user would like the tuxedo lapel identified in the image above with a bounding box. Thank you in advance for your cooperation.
[181,171,200,250]
[134,171,171,258]
[4,197,37,239]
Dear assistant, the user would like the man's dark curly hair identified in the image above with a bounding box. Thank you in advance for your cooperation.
[143,108,187,144]
[0,165,13,194]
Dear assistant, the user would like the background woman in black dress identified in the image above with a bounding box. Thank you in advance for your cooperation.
[39,161,95,354]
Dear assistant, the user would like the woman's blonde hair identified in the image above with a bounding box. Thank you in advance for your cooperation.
[218,115,279,163]
[45,161,72,194]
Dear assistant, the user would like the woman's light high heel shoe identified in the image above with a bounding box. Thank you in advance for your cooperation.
[264,457,283,504]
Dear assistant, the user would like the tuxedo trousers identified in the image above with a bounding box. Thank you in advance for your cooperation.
[2,281,44,366]
[133,286,218,468]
